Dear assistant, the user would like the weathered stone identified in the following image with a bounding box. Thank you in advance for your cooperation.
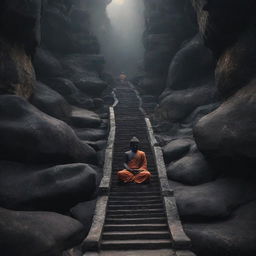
[0,95,97,164]
[0,207,86,256]
[185,201,256,256]
[31,82,71,121]
[0,161,97,212]
[194,79,256,164]
[175,177,256,220]
[0,37,35,98]
[167,151,214,185]
[163,139,193,164]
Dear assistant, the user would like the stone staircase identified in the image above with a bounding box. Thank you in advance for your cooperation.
[100,85,173,251]
[83,84,195,256]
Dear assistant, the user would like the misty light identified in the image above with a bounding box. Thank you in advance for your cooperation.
[113,0,125,5]
[102,0,145,77]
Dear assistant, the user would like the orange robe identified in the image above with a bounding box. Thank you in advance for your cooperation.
[117,150,151,184]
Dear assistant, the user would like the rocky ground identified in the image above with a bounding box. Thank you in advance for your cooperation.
[138,0,256,255]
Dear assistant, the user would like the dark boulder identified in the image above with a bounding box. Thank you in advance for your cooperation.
[165,34,215,91]
[155,84,218,122]
[33,48,63,79]
[0,161,96,212]
[70,107,101,128]
[0,95,97,164]
[75,76,108,97]
[167,151,215,185]
[0,207,86,256]
[175,177,256,220]
[75,128,107,141]
[31,82,71,121]
[163,139,193,164]
[216,29,256,97]
[185,201,256,256]
[194,79,256,164]
[45,78,95,109]
[70,199,97,235]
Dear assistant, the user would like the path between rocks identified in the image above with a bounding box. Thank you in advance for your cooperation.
[84,84,195,256]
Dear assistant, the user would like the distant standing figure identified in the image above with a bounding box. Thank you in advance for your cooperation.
[119,72,127,85]
[117,137,151,184]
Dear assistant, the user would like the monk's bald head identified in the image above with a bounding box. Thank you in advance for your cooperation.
[130,137,139,152]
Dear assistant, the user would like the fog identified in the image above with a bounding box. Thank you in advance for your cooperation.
[94,0,145,78]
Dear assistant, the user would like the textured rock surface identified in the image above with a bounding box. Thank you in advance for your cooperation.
[173,177,256,220]
[0,207,86,256]
[31,82,71,121]
[167,151,214,185]
[194,80,256,164]
[0,161,97,211]
[185,201,256,256]
[0,0,111,255]
[0,95,97,164]
[142,1,256,255]
[163,139,193,164]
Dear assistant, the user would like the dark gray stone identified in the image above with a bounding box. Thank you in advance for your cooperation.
[75,77,108,97]
[0,95,97,164]
[0,161,97,212]
[167,151,215,185]
[75,128,107,141]
[70,107,101,128]
[31,82,71,121]
[0,207,86,256]
[34,48,63,79]
[185,201,256,256]
[194,80,256,164]
[175,177,256,220]
[166,34,215,91]
[70,199,97,235]
[155,84,218,122]
[163,139,193,164]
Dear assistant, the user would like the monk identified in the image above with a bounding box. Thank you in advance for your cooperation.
[119,72,127,84]
[117,137,151,184]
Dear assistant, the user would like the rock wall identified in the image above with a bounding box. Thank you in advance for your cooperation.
[0,1,111,255]
[138,0,197,95]
[140,0,256,256]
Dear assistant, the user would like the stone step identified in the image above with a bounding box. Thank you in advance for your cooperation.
[104,224,169,232]
[107,212,165,218]
[106,208,164,215]
[108,200,162,205]
[110,187,160,193]
[109,195,161,200]
[101,239,172,250]
[105,217,166,224]
[84,249,176,256]
[108,204,163,210]
[102,231,170,240]
[109,191,161,196]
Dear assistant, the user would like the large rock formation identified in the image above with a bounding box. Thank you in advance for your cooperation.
[138,0,197,95]
[0,0,111,255]
[139,0,256,256]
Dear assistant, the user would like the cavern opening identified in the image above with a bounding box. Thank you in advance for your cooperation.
[101,0,145,77]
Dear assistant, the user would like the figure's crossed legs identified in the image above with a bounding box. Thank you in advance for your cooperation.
[117,170,151,184]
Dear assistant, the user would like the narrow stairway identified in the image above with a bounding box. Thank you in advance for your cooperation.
[100,85,173,252]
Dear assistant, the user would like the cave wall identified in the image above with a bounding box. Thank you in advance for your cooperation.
[143,0,256,256]
[138,0,197,95]
[0,1,111,255]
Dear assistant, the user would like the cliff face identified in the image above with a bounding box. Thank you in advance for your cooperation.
[141,1,256,256]
[0,1,111,255]
[139,0,197,95]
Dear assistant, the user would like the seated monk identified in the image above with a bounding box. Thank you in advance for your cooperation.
[117,137,151,184]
